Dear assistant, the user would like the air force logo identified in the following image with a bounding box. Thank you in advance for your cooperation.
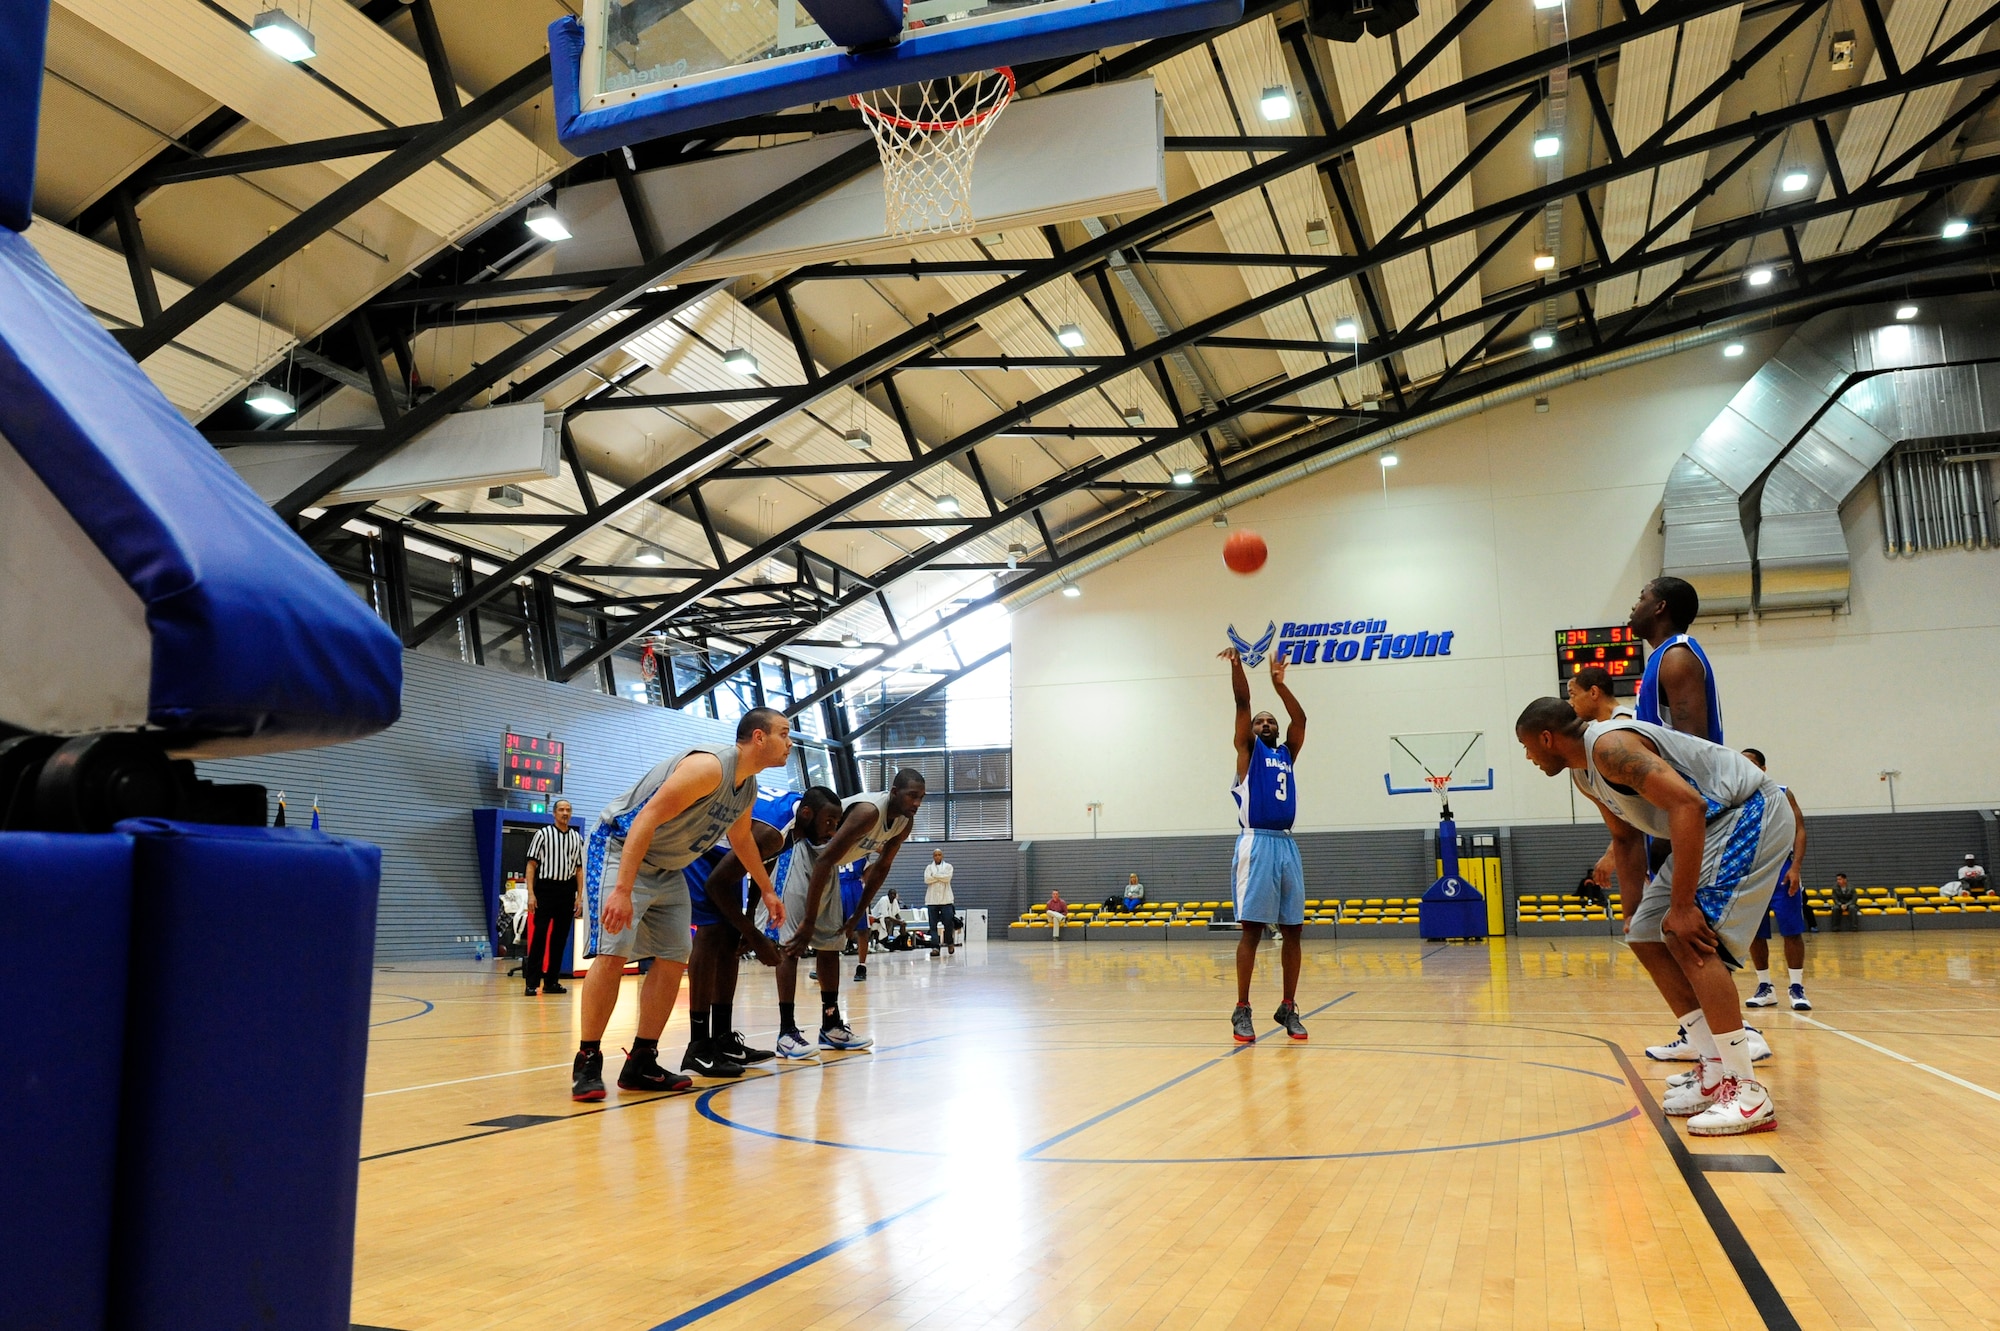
[1226,621,1278,667]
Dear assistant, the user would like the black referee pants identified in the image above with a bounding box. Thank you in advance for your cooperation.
[523,888,576,991]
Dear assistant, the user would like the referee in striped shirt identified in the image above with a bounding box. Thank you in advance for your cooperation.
[524,801,586,996]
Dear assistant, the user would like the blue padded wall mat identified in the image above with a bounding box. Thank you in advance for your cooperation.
[0,832,134,1331]
[107,821,380,1331]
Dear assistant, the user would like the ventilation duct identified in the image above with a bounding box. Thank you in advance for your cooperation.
[1660,294,2000,613]
[1877,440,1996,555]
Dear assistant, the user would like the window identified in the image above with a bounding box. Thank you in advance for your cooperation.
[475,587,540,678]
[405,547,468,662]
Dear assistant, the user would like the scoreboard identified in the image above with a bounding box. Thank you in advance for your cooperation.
[502,731,565,795]
[1555,626,1643,696]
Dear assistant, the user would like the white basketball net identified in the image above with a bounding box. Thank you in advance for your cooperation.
[851,68,1015,238]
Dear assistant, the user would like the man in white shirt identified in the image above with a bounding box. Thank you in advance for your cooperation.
[1957,854,1989,897]
[872,888,908,948]
[923,849,956,956]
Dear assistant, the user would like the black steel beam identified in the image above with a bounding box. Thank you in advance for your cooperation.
[408,0,461,113]
[570,386,785,411]
[109,191,162,326]
[138,127,423,188]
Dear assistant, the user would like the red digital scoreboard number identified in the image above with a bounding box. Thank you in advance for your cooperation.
[502,731,565,795]
[1554,626,1643,696]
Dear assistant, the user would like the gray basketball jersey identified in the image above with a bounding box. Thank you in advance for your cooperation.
[1574,718,1775,838]
[837,790,908,868]
[599,743,759,873]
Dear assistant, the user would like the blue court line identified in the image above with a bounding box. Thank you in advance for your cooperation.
[369,994,436,1027]
[1034,1107,1641,1164]
[644,1191,947,1331]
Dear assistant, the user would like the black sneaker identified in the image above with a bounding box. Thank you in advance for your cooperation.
[854,963,867,982]
[525,985,540,997]
[1231,1003,1256,1044]
[716,1030,774,1065]
[680,1041,745,1079]
[617,1048,692,1093]
[542,982,568,994]
[1273,1001,1308,1041]
[571,1049,605,1101]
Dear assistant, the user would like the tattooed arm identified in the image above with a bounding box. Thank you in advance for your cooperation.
[1591,729,1720,961]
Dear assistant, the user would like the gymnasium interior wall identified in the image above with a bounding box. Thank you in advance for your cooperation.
[1011,335,2000,842]
[199,651,732,961]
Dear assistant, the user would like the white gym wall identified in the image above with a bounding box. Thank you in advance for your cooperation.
[1012,337,2000,839]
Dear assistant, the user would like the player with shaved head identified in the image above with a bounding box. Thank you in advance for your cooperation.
[1221,645,1309,1044]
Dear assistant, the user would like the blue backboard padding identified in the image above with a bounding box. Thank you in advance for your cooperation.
[108,821,380,1331]
[0,832,133,1331]
[0,1,51,232]
[552,0,1242,154]
[797,0,904,50]
[0,230,402,752]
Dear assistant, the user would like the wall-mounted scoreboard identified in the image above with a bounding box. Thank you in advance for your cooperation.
[1555,626,1643,696]
[502,731,565,795]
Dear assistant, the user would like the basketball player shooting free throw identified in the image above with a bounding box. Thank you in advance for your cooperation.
[1221,646,1309,1044]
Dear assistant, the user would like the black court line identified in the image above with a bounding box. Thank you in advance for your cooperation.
[1697,1153,1786,1174]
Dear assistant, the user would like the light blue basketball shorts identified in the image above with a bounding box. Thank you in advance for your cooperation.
[1233,827,1305,927]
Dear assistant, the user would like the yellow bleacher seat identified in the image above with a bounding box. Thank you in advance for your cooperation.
[1912,906,1935,914]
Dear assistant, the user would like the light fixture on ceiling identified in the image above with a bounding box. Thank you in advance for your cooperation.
[1532,0,1564,9]
[1306,218,1330,248]
[1212,511,1228,527]
[1534,395,1550,413]
[1942,218,1971,239]
[1121,406,1145,427]
[1533,252,1556,272]
[1005,542,1027,570]
[936,494,961,516]
[245,382,296,416]
[525,203,571,242]
[1061,584,1082,598]
[1780,170,1810,192]
[722,346,760,374]
[843,427,872,450]
[1829,30,1856,70]
[1333,319,1359,340]
[1723,342,1746,358]
[1896,304,1919,320]
[1378,449,1399,468]
[249,9,316,61]
[487,484,524,508]
[633,544,666,566]
[1173,468,1194,486]
[840,632,861,648]
[1532,134,1561,159]
[1747,266,1774,286]
[1259,86,1294,121]
[1530,330,1555,351]
[1055,323,1086,350]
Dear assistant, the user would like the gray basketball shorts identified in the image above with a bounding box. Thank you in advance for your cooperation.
[594,854,692,963]
[1626,788,1795,970]
[777,845,848,952]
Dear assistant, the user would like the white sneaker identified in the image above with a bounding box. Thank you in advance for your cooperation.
[1645,1027,1702,1061]
[775,1030,818,1060]
[818,1024,873,1051]
[1663,1062,1725,1116]
[1745,982,1778,1008]
[1686,1076,1776,1136]
[1746,1026,1772,1062]
[1666,1063,1710,1090]
[1789,984,1812,1011]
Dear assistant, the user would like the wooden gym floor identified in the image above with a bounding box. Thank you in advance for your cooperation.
[352,932,2000,1331]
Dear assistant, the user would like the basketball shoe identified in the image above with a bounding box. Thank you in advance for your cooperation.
[680,1042,744,1079]
[1663,1061,1725,1116]
[819,1023,873,1051]
[618,1047,692,1093]
[1686,1077,1776,1135]
[1789,984,1812,1011]
[571,1048,605,1102]
[717,1030,774,1065]
[1645,1027,1701,1061]
[775,1030,817,1060]
[1745,982,1779,1007]
[1231,1003,1256,1044]
[1273,1001,1308,1040]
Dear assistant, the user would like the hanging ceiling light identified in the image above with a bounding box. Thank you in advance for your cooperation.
[1333,320,1359,340]
[1747,266,1774,286]
[1780,170,1810,192]
[525,204,571,242]
[1306,218,1330,248]
[633,544,667,566]
[1005,542,1027,570]
[1173,468,1195,486]
[843,427,872,450]
[722,346,760,375]
[1896,304,1919,320]
[1259,86,1294,120]
[1121,406,1146,427]
[249,9,316,61]
[245,382,296,416]
[1061,584,1082,598]
[1723,343,1746,358]
[1532,134,1561,159]
[1055,323,1086,350]
[840,632,861,648]
[935,494,961,516]
[1378,449,1399,468]
[1942,218,1971,239]
[1530,331,1555,351]
[1211,511,1228,527]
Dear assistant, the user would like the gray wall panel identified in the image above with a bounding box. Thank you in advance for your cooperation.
[199,651,732,961]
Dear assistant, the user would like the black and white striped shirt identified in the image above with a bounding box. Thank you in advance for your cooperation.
[527,824,585,887]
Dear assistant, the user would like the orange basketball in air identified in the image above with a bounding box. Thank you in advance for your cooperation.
[1223,529,1268,574]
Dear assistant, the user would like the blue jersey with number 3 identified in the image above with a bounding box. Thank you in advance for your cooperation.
[1234,737,1296,832]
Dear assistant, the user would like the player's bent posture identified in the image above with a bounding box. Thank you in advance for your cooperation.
[1517,698,1794,1135]
[681,787,843,1078]
[1739,748,1812,1012]
[570,708,791,1101]
[1222,646,1309,1044]
[774,773,927,1058]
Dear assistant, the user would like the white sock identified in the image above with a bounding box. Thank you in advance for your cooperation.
[1679,1009,1719,1060]
[1789,967,1804,988]
[1754,968,1771,988]
[1718,1027,1755,1081]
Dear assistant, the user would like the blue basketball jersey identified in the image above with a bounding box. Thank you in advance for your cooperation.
[1635,632,1724,743]
[1233,737,1297,831]
[749,790,804,840]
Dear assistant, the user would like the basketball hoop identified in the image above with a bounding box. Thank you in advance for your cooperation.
[851,67,1015,237]
[1424,774,1453,802]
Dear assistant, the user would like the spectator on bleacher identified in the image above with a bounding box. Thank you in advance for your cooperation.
[1828,873,1860,931]
[1046,888,1067,938]
[1949,853,1989,898]
[1573,868,1608,911]
[872,888,907,945]
[1122,874,1145,912]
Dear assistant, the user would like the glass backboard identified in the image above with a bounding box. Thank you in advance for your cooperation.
[1386,731,1492,796]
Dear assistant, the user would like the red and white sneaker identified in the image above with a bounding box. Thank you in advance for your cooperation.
[1686,1076,1776,1136]
[1663,1060,1725,1116]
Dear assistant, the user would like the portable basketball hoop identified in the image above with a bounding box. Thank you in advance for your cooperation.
[851,67,1015,237]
